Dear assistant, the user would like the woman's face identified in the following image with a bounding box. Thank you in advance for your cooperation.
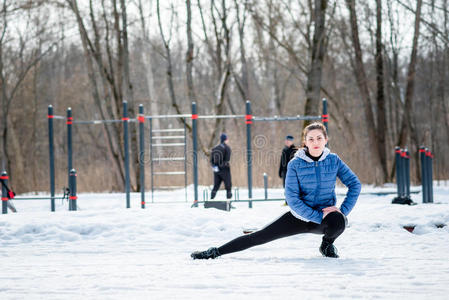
[304,129,327,157]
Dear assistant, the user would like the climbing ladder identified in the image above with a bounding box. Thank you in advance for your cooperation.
[149,120,188,202]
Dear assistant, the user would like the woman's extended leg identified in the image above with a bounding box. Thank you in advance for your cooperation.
[190,211,347,259]
[218,211,312,255]
[191,211,311,259]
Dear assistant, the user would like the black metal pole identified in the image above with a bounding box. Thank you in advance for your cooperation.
[425,148,430,203]
[48,105,55,212]
[149,117,154,203]
[427,150,434,203]
[67,108,73,210]
[399,148,404,197]
[123,101,130,208]
[69,169,77,211]
[1,171,8,214]
[263,173,268,201]
[138,105,145,209]
[405,149,410,199]
[419,146,427,203]
[192,102,198,207]
[322,98,329,147]
[184,121,188,202]
[400,149,407,197]
[395,147,402,198]
[246,100,253,208]
[425,148,431,203]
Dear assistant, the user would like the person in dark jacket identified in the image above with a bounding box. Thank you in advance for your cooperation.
[279,135,297,188]
[191,122,361,259]
[210,133,232,200]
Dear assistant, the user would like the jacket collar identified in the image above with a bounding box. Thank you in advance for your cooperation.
[294,147,330,163]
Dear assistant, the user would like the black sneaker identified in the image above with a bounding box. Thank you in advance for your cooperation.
[319,241,339,258]
[191,247,221,260]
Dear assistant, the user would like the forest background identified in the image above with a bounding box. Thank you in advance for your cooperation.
[1,0,448,194]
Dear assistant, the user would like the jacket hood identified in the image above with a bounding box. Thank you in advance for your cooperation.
[294,147,330,163]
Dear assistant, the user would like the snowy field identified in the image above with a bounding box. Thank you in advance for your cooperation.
[1,184,449,299]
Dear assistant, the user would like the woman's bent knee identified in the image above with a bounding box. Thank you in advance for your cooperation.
[324,211,346,230]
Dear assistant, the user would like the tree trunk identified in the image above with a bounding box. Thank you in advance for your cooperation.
[233,0,249,102]
[397,0,422,181]
[346,0,384,184]
[120,0,139,192]
[209,63,232,149]
[69,0,125,187]
[375,0,388,180]
[304,0,327,125]
[441,0,449,142]
[267,1,281,116]
[156,0,192,133]
[207,0,232,150]
[397,0,422,147]
[185,0,196,104]
[32,64,39,191]
[0,4,49,191]
[136,0,160,128]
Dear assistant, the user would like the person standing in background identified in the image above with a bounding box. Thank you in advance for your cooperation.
[210,133,232,200]
[279,135,297,187]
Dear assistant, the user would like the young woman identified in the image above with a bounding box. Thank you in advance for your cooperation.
[191,122,361,259]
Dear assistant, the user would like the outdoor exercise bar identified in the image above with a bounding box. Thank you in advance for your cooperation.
[47,101,132,210]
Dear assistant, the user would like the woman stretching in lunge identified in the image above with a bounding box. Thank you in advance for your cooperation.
[191,122,361,259]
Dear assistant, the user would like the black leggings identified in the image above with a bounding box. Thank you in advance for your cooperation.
[211,168,232,199]
[218,211,346,256]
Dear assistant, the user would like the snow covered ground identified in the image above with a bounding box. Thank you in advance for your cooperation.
[1,184,449,299]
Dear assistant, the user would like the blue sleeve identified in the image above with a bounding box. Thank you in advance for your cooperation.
[285,161,323,224]
[336,156,361,216]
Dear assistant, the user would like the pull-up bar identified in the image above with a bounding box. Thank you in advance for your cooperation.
[253,116,320,122]
[48,102,134,211]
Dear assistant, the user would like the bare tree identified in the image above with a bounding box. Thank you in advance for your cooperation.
[119,0,143,192]
[156,0,191,132]
[261,0,283,116]
[303,0,328,125]
[250,1,354,140]
[66,0,144,190]
[442,0,449,141]
[233,0,250,102]
[397,0,422,149]
[0,1,53,190]
[185,0,196,103]
[135,0,160,129]
[345,0,384,184]
[2,0,449,193]
[196,0,233,151]
[385,0,403,141]
[375,0,388,180]
[66,0,122,187]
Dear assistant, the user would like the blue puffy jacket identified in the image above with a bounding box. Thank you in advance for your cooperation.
[285,147,361,224]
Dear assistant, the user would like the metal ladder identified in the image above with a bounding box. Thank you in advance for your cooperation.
[149,120,187,202]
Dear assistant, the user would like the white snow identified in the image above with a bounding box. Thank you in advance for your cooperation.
[1,184,449,299]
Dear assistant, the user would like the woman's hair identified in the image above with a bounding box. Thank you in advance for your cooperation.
[301,122,328,147]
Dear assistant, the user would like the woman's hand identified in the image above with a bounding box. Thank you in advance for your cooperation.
[322,206,341,219]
